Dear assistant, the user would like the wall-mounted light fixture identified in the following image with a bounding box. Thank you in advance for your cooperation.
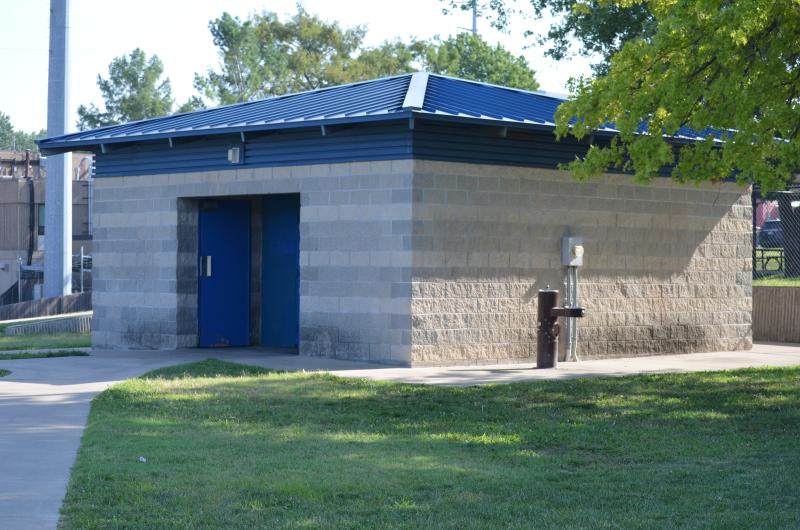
[227,145,244,165]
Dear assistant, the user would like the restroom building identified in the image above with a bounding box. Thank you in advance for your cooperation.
[38,73,752,365]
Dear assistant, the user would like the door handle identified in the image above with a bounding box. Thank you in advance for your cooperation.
[200,255,212,277]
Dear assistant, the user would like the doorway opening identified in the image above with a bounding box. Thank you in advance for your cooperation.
[196,194,300,349]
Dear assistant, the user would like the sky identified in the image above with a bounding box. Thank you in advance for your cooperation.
[0,0,594,134]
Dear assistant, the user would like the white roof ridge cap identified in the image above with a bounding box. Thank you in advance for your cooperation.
[402,72,429,110]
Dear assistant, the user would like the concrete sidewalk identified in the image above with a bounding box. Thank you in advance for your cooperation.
[323,342,800,385]
[0,343,798,529]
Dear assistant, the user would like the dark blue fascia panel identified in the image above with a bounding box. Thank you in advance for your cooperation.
[91,119,608,178]
[412,120,599,168]
[94,121,414,177]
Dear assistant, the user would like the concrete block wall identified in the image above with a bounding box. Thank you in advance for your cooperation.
[92,157,752,366]
[92,161,414,364]
[410,161,752,365]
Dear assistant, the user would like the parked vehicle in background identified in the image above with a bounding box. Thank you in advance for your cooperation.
[757,219,783,248]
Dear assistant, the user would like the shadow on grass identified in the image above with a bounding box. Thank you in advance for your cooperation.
[140,358,277,380]
[62,359,800,530]
[0,350,89,360]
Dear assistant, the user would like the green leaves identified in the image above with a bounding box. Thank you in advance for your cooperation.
[76,7,541,129]
[193,9,409,106]
[193,9,540,107]
[0,112,45,151]
[441,0,656,75]
[557,0,800,191]
[76,49,174,131]
[419,33,539,91]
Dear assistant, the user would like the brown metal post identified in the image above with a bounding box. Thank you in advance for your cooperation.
[536,289,560,368]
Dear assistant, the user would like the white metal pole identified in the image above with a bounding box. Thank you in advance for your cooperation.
[17,258,22,303]
[563,272,571,361]
[44,0,73,297]
[471,0,477,34]
[80,245,84,293]
[570,267,580,362]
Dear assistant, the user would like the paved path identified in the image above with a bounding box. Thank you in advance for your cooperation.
[0,343,798,529]
[0,347,92,356]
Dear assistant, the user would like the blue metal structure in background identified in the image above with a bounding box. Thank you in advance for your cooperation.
[261,195,300,348]
[198,200,251,347]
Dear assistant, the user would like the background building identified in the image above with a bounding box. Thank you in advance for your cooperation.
[0,151,93,303]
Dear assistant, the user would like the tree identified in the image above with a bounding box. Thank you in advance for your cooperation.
[193,12,289,105]
[0,112,45,151]
[441,0,654,74]
[0,113,13,149]
[553,0,800,191]
[419,33,539,91]
[77,49,174,130]
[193,8,412,106]
[194,8,540,107]
[354,41,427,85]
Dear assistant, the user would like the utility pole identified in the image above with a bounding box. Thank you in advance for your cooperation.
[472,0,477,34]
[44,0,73,297]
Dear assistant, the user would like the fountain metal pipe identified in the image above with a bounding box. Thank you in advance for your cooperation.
[536,288,585,369]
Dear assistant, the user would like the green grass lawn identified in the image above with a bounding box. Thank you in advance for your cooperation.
[61,360,800,529]
[753,277,800,287]
[751,247,800,285]
[754,248,784,272]
[0,332,90,351]
[0,350,89,360]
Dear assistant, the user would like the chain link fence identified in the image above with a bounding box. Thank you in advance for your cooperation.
[753,185,800,285]
[0,251,92,306]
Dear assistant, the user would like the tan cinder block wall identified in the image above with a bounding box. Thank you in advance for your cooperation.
[410,161,752,365]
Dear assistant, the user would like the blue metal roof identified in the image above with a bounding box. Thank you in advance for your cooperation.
[38,72,714,152]
[421,74,564,126]
[38,73,573,151]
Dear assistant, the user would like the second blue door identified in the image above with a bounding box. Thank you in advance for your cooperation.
[261,195,300,348]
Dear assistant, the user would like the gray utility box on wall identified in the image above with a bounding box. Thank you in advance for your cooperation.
[561,237,584,267]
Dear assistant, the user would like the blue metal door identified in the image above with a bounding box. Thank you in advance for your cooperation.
[198,200,251,347]
[261,194,300,348]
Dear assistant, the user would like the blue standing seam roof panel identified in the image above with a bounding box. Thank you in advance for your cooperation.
[40,75,414,149]
[420,75,564,125]
[39,73,585,151]
[38,72,720,155]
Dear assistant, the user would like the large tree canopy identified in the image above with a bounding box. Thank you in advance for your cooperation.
[0,112,45,151]
[193,8,539,107]
[193,8,408,106]
[77,49,174,130]
[420,33,539,91]
[556,0,800,191]
[77,8,540,123]
[441,0,654,73]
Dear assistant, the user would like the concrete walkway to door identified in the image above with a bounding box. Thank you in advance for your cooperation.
[0,343,799,529]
